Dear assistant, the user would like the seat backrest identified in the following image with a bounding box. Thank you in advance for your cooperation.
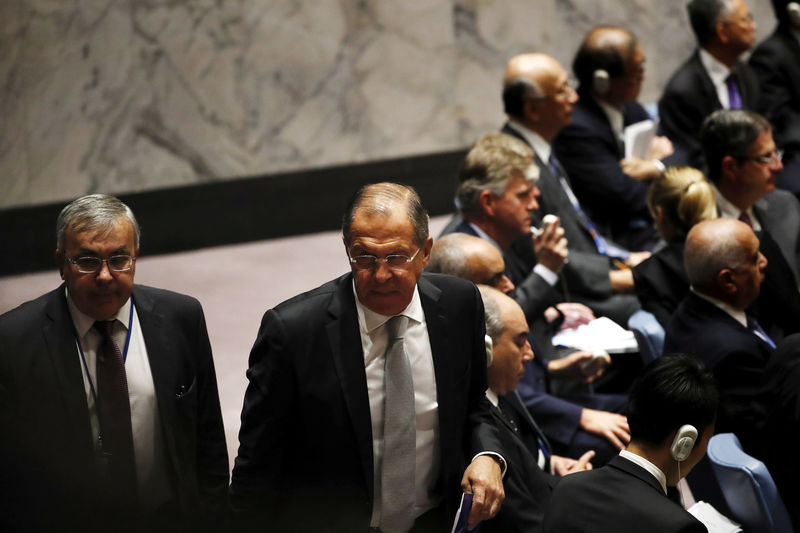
[707,433,794,533]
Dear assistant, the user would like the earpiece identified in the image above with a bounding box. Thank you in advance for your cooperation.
[788,2,800,27]
[593,69,610,95]
[484,334,493,367]
[670,424,698,462]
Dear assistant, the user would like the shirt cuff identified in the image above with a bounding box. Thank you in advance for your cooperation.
[652,159,666,173]
[533,264,558,286]
[472,451,507,478]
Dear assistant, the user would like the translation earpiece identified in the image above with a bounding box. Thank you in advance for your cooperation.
[670,424,698,462]
[484,334,493,367]
[788,2,800,27]
[593,69,610,95]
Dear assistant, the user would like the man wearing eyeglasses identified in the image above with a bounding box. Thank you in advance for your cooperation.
[700,109,800,339]
[231,182,506,533]
[0,194,228,532]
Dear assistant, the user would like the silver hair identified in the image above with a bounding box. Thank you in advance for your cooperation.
[56,194,141,251]
[684,224,751,290]
[478,285,506,343]
[426,233,473,278]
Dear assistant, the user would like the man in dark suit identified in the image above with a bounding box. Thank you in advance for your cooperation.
[500,51,648,324]
[659,0,760,170]
[552,27,670,251]
[664,218,774,454]
[230,183,505,532]
[541,353,719,533]
[0,194,229,532]
[749,0,800,194]
[477,286,593,533]
[428,233,629,467]
[700,109,800,338]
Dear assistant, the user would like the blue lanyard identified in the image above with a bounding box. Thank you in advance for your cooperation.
[74,299,135,416]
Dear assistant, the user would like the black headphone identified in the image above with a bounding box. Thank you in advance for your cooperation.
[669,424,698,462]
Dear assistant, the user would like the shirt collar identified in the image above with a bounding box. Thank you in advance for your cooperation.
[65,288,132,338]
[485,388,500,408]
[711,183,761,231]
[353,279,425,335]
[699,48,733,88]
[619,450,667,494]
[596,98,624,139]
[467,223,504,253]
[690,288,748,328]
[507,119,551,162]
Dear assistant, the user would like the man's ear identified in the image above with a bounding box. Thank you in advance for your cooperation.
[718,268,738,295]
[720,155,739,181]
[524,99,541,123]
[56,249,66,280]
[478,190,495,216]
[419,236,434,267]
[715,20,729,44]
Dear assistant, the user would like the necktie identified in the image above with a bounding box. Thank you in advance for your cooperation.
[726,73,742,109]
[94,320,138,500]
[746,316,776,349]
[738,211,753,228]
[381,315,416,533]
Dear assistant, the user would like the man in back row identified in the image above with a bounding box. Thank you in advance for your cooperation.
[0,194,229,532]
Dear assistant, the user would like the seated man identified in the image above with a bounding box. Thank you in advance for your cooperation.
[552,26,671,250]
[477,286,593,533]
[428,233,629,466]
[664,218,773,454]
[541,353,719,532]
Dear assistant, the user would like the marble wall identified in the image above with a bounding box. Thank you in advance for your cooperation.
[1,0,775,209]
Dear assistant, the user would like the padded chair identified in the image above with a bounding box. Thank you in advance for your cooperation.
[707,433,794,533]
[627,309,664,364]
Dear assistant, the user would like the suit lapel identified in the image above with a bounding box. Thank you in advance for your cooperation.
[42,286,94,446]
[692,53,722,109]
[326,275,375,500]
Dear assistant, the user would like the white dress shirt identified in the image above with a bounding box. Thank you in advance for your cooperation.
[66,292,171,509]
[354,284,440,525]
[712,183,762,231]
[699,48,735,109]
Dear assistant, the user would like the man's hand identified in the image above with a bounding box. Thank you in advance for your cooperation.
[609,269,634,292]
[648,135,674,161]
[547,351,610,383]
[580,408,630,450]
[554,302,595,330]
[551,451,595,476]
[461,455,504,530]
[532,217,568,273]
[620,157,663,181]
[624,251,651,268]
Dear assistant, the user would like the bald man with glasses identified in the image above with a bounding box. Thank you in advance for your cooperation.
[0,194,228,533]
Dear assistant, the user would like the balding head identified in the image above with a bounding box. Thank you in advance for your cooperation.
[502,53,578,140]
[573,26,643,106]
[428,233,514,294]
[685,218,767,309]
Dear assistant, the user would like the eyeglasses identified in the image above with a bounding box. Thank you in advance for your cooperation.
[740,149,783,166]
[64,254,136,274]
[348,248,421,271]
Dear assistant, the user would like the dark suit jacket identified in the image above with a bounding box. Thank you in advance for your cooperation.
[755,190,800,283]
[552,91,658,251]
[229,272,503,532]
[0,285,229,533]
[633,242,687,328]
[664,292,774,453]
[481,392,557,533]
[541,455,707,532]
[659,51,760,170]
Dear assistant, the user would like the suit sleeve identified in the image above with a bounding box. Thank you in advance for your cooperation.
[750,38,800,149]
[515,362,582,448]
[229,309,295,527]
[561,250,613,299]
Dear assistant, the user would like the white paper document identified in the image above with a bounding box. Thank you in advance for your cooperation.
[624,119,656,159]
[687,501,742,533]
[551,316,638,354]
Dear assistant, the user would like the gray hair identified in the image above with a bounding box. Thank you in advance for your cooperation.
[478,285,506,343]
[427,233,472,278]
[457,133,538,218]
[56,194,141,251]
[684,220,752,290]
[502,77,546,118]
[688,0,736,45]
[342,182,429,247]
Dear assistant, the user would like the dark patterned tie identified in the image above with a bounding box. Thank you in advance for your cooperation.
[94,320,137,501]
[381,315,416,532]
[726,73,742,109]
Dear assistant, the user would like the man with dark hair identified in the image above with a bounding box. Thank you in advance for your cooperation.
[660,0,760,170]
[552,26,671,251]
[699,109,800,337]
[541,354,718,532]
[749,0,800,194]
[230,183,506,532]
[0,194,229,532]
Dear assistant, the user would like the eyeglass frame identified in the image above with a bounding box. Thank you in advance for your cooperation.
[63,253,137,274]
[737,149,783,166]
[348,247,422,271]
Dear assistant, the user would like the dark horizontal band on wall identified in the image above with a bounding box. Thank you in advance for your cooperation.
[0,149,466,276]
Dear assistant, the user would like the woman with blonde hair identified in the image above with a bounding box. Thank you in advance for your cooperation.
[632,166,716,327]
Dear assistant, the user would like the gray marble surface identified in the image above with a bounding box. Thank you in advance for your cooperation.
[0,0,775,209]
